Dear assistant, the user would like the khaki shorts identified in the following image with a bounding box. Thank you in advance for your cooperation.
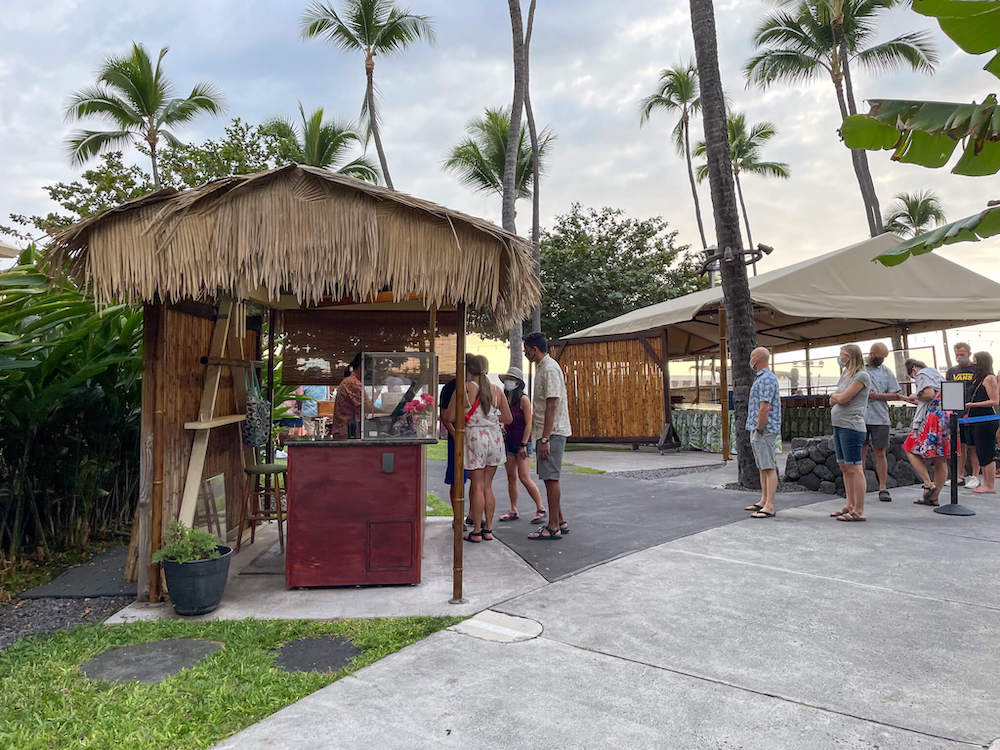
[750,430,778,471]
[536,435,567,481]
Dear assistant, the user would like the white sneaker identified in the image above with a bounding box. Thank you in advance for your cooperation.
[965,475,980,489]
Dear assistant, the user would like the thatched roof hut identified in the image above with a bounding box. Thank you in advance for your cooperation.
[49,164,539,327]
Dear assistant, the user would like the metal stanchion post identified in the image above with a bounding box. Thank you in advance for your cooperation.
[935,412,975,517]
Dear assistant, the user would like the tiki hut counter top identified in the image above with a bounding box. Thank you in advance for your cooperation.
[48,165,539,601]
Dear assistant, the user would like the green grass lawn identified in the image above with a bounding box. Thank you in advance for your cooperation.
[0,617,459,750]
[425,492,453,517]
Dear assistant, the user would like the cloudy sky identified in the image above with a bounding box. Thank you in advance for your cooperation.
[1,0,995,283]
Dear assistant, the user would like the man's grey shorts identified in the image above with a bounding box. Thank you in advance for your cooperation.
[750,430,779,471]
[536,434,567,481]
[865,424,890,450]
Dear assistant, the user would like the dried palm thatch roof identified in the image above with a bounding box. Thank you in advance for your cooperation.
[48,164,539,328]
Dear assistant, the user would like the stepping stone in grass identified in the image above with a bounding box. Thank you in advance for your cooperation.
[81,638,222,684]
[273,636,360,673]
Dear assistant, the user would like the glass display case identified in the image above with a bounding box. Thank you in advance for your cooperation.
[360,352,438,441]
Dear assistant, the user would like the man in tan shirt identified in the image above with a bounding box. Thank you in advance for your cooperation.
[523,331,571,540]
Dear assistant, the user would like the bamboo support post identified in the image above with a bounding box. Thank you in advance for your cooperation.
[694,356,701,404]
[266,309,276,464]
[450,301,467,604]
[804,344,812,396]
[719,307,730,461]
[150,304,165,601]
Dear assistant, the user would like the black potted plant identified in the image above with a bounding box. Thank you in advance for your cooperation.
[152,522,232,616]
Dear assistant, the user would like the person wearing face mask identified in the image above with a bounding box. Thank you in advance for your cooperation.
[904,358,950,505]
[497,367,546,523]
[862,342,902,502]
[945,342,979,488]
[744,347,782,518]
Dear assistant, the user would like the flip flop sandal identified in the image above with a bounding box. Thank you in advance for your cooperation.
[750,510,775,518]
[745,503,764,512]
[559,521,570,535]
[464,516,474,526]
[498,512,519,522]
[530,511,546,524]
[464,531,482,543]
[837,512,867,522]
[878,490,892,502]
[914,498,939,506]
[481,528,494,541]
[528,526,562,540]
[830,507,851,517]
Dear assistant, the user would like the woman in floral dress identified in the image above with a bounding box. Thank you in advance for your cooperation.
[903,358,951,505]
[443,355,512,542]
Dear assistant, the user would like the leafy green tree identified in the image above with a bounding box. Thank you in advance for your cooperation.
[694,113,790,271]
[157,117,280,189]
[539,205,706,339]
[65,42,223,187]
[301,0,434,190]
[640,61,708,249]
[883,190,947,238]
[263,103,380,181]
[443,107,553,209]
[2,153,154,240]
[745,0,937,236]
[842,0,1000,264]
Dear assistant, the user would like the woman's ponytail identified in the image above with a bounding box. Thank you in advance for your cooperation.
[468,355,492,415]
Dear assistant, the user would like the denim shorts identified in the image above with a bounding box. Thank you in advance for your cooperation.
[833,426,866,466]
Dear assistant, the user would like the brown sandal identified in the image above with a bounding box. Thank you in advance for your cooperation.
[837,512,867,522]
[830,507,851,517]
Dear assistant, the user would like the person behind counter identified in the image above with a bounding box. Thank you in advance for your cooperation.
[332,353,373,439]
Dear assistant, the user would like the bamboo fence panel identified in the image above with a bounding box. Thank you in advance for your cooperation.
[558,338,664,441]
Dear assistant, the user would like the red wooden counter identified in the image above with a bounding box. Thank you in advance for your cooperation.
[284,439,431,588]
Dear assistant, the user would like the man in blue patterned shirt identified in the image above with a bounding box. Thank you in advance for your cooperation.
[746,346,781,518]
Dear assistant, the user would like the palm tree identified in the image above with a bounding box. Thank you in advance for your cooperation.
[65,43,223,188]
[523,0,542,332]
[745,0,937,236]
[301,0,434,191]
[883,190,947,238]
[690,0,759,487]
[444,107,553,208]
[694,113,790,273]
[640,62,708,250]
[263,103,380,182]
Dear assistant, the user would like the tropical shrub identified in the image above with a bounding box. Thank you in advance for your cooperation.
[0,247,142,561]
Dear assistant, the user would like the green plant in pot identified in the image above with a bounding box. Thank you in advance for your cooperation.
[153,522,232,616]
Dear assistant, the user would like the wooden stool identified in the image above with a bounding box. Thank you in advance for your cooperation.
[237,461,287,552]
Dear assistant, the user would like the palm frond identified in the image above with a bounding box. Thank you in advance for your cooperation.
[64,86,144,128]
[158,83,225,126]
[336,155,381,183]
[853,32,939,75]
[744,160,791,178]
[373,8,436,53]
[66,130,136,165]
[300,1,363,49]
[744,49,828,88]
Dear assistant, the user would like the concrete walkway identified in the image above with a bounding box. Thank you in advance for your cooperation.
[214,482,1000,749]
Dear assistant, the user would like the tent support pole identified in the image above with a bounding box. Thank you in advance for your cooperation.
[450,301,467,604]
[694,356,701,404]
[805,344,812,396]
[720,307,730,461]
[657,327,680,451]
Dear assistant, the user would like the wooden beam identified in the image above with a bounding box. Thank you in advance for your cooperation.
[150,304,165,601]
[719,307,730,461]
[639,337,663,369]
[183,414,246,430]
[451,301,467,603]
[178,298,233,526]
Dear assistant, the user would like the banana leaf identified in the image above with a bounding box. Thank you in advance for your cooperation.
[875,205,1000,265]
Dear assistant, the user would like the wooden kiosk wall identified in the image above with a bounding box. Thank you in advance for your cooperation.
[138,302,258,599]
[554,336,666,444]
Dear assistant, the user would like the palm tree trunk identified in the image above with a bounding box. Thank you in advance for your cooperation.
[524,0,542,334]
[683,116,709,250]
[689,0,758,487]
[149,140,161,189]
[831,63,878,237]
[366,65,394,190]
[839,37,883,235]
[733,171,757,276]
[504,0,527,370]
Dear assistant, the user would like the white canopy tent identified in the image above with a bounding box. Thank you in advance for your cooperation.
[0,240,20,259]
[564,233,1000,356]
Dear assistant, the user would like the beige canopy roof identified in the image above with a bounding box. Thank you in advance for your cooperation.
[0,240,20,258]
[564,233,1000,356]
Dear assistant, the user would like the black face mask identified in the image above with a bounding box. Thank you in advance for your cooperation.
[870,356,884,367]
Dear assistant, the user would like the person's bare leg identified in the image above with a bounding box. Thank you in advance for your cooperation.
[482,466,498,535]
[544,479,562,531]
[504,459,519,515]
[974,460,996,493]
[930,457,947,501]
[848,465,866,517]
[760,468,777,513]
[468,470,485,535]
[838,462,854,513]
[906,450,932,487]
[873,447,888,491]
[517,456,544,511]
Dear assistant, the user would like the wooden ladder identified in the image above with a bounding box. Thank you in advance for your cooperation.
[177,299,247,527]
